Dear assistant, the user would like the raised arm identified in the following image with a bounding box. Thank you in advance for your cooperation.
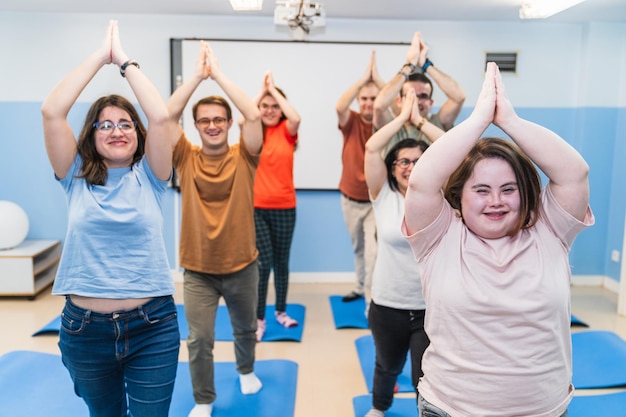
[417,37,466,131]
[168,41,212,140]
[405,62,496,235]
[492,66,589,221]
[205,43,262,154]
[263,71,301,135]
[336,51,385,127]
[373,32,421,129]
[110,22,176,181]
[41,20,114,179]
[408,95,445,143]
[365,90,416,199]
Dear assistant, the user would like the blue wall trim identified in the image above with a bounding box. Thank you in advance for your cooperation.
[1,102,623,277]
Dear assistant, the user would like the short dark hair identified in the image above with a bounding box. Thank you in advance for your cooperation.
[444,137,542,236]
[401,72,434,98]
[384,138,429,192]
[192,96,233,121]
[76,95,146,186]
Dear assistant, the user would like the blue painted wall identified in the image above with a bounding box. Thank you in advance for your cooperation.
[1,14,624,282]
[1,102,622,278]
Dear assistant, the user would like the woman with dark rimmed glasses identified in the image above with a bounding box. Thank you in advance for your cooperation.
[362,88,443,417]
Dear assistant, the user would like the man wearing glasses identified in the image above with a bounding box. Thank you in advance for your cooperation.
[374,32,465,157]
[168,41,264,417]
[335,51,385,304]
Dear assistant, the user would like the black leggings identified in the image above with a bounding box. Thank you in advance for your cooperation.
[254,207,296,319]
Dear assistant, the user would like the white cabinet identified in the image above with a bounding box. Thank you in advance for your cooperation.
[0,240,61,298]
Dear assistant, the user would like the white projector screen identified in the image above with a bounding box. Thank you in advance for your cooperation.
[174,38,408,190]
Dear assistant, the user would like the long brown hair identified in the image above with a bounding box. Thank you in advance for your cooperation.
[76,95,146,185]
[444,137,541,236]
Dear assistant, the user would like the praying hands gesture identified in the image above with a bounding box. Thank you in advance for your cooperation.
[405,62,589,235]
[191,40,212,81]
[363,51,384,85]
[405,32,422,70]
[110,22,130,68]
[262,71,278,95]
[364,89,417,198]
[42,20,175,181]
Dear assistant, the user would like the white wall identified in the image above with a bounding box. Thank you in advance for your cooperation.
[1,11,624,284]
[2,12,618,109]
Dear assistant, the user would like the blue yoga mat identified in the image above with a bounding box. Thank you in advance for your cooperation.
[332,297,585,330]
[0,350,297,417]
[569,391,626,417]
[353,395,418,417]
[354,393,626,417]
[355,334,413,393]
[572,330,626,389]
[329,295,368,329]
[33,304,305,342]
[356,330,626,394]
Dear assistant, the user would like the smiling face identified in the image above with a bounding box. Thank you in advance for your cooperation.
[357,83,379,122]
[392,146,424,196]
[460,157,521,239]
[399,81,433,118]
[259,95,282,127]
[94,106,138,169]
[194,103,233,154]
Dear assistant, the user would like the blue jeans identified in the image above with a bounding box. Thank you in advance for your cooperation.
[418,395,569,417]
[368,301,429,411]
[58,296,180,417]
[183,261,259,404]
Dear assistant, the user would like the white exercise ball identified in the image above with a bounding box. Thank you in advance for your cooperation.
[0,201,30,250]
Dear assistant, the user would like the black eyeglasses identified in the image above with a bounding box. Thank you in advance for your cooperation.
[400,93,431,101]
[195,117,227,128]
[93,120,137,133]
[393,158,419,168]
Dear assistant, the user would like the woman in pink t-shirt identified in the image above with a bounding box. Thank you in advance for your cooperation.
[403,63,593,417]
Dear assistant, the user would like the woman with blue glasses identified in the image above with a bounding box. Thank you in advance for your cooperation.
[41,20,180,417]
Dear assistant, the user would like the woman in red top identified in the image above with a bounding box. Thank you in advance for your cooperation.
[252,71,301,341]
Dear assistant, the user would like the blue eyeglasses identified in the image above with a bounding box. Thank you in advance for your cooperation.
[93,120,138,133]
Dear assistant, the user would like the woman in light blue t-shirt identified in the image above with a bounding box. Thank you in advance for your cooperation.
[41,20,180,417]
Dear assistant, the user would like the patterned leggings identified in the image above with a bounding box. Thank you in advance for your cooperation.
[254,207,296,319]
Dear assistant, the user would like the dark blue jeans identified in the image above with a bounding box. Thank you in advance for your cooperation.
[368,300,429,411]
[58,296,180,417]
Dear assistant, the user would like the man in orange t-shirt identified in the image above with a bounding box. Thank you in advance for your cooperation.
[335,51,385,305]
[168,41,264,417]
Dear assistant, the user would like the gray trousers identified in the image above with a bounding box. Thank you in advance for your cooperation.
[183,261,259,404]
[340,195,377,294]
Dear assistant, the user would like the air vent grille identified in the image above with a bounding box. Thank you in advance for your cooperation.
[485,52,518,73]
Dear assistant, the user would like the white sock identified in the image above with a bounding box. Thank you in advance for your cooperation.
[188,403,213,417]
[364,408,385,417]
[239,372,263,394]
